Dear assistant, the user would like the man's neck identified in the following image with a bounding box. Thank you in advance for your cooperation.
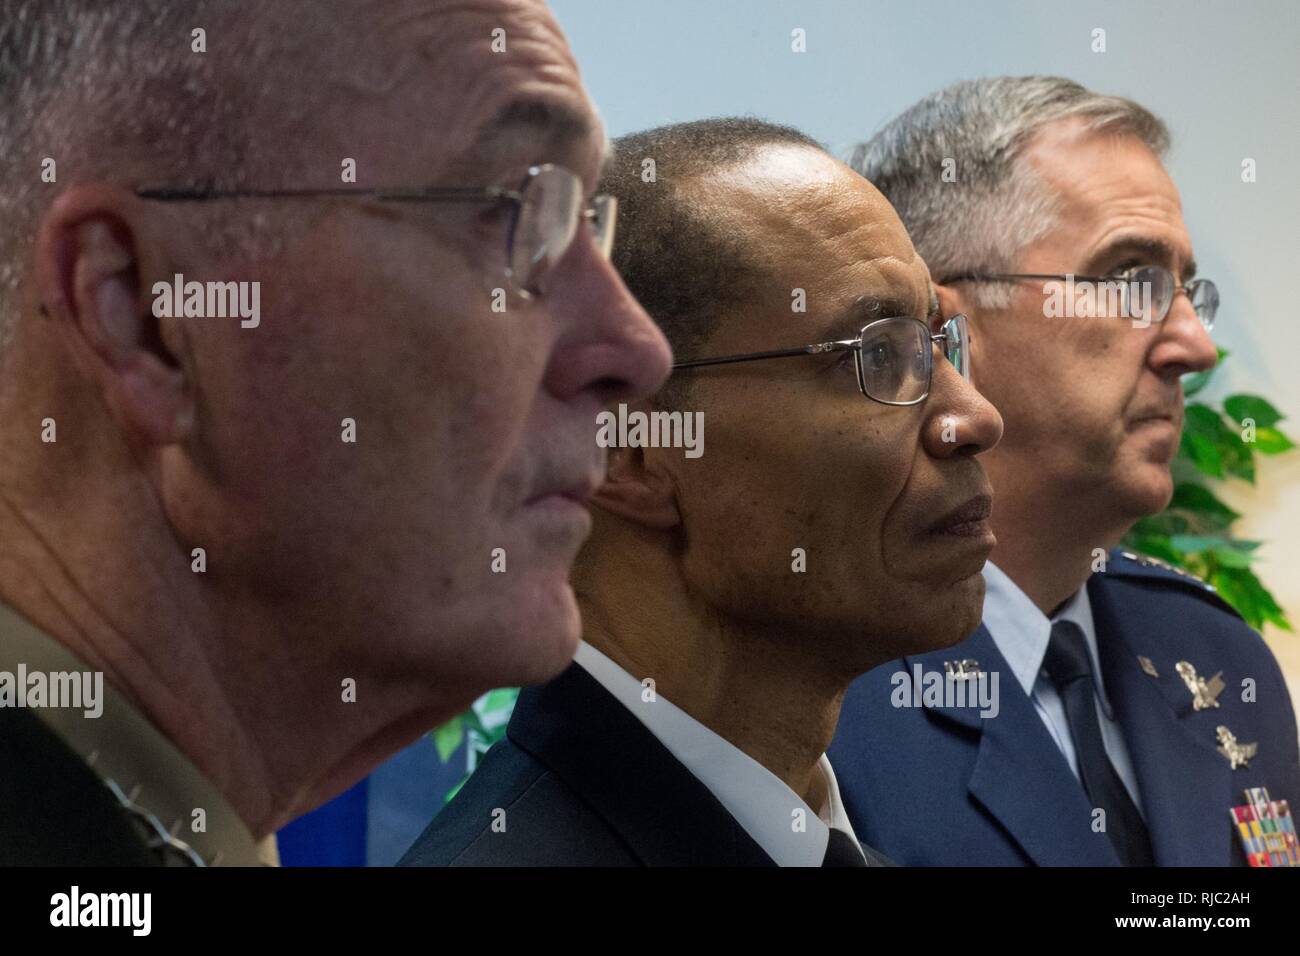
[988,494,1128,614]
[579,592,848,808]
[0,489,467,838]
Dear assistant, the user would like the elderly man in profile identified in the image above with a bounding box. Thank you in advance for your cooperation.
[0,0,670,865]
[830,76,1300,866]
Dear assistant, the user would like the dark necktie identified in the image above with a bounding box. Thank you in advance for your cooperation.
[822,827,867,866]
[1043,620,1154,866]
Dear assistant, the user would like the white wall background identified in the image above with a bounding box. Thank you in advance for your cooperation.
[550,0,1300,707]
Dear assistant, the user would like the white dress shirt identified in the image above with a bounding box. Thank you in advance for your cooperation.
[573,640,862,866]
[981,561,1144,814]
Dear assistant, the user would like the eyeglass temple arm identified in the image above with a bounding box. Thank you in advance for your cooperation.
[941,272,1112,284]
[134,186,518,203]
[673,330,955,370]
[672,340,858,370]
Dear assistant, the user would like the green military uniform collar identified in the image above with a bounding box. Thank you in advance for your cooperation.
[0,601,277,865]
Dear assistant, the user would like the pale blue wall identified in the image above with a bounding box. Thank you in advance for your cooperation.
[552,0,1300,680]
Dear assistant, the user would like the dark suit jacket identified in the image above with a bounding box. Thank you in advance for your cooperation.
[402,663,889,866]
[0,705,157,865]
[829,549,1300,866]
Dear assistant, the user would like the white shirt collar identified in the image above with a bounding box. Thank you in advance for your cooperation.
[572,640,858,866]
[981,562,1116,719]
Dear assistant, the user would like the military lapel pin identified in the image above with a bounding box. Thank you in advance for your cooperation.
[943,659,981,681]
[1176,660,1224,710]
[1216,725,1258,770]
[1138,655,1159,678]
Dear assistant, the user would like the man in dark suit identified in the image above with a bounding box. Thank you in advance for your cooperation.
[402,118,1004,866]
[830,76,1300,866]
[0,0,669,865]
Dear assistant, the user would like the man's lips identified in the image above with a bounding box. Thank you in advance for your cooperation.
[1129,398,1183,428]
[524,476,601,508]
[927,493,994,537]
[1131,412,1177,425]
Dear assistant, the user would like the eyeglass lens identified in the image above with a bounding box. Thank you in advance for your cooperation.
[1123,265,1218,330]
[942,314,970,381]
[509,165,584,295]
[858,319,931,404]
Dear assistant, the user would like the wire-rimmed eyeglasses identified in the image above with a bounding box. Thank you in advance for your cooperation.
[939,266,1218,330]
[136,163,612,299]
[672,314,971,406]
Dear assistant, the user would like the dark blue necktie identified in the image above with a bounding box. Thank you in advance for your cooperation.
[822,828,867,866]
[1043,620,1154,866]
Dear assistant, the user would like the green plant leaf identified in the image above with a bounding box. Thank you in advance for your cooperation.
[478,687,520,714]
[1129,511,1190,538]
[1224,394,1284,429]
[1181,347,1228,398]
[1143,352,1293,633]
[1181,403,1245,478]
[1210,566,1261,626]
[1166,534,1221,554]
[1209,565,1292,632]
[1178,429,1224,478]
[1169,482,1240,531]
[1222,439,1257,484]
[1210,545,1256,569]
[1182,402,1223,435]
[1253,426,1296,455]
[1168,535,1262,569]
[1120,533,1184,566]
[442,773,469,805]
[431,715,464,763]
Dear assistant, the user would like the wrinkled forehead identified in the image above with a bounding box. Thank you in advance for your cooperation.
[712,145,932,316]
[314,0,606,188]
[1023,120,1187,240]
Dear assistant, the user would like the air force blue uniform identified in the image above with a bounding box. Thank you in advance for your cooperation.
[829,549,1300,865]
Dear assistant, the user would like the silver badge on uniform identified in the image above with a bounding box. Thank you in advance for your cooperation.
[1216,726,1258,769]
[943,659,981,681]
[1176,660,1224,711]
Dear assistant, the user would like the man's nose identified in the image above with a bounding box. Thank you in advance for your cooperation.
[921,354,1004,459]
[1149,292,1218,380]
[540,237,673,404]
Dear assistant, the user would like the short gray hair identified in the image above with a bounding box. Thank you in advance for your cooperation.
[849,76,1170,309]
[0,1,329,354]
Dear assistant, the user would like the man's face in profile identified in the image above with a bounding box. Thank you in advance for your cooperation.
[648,145,1002,665]
[963,119,1218,528]
[167,1,670,690]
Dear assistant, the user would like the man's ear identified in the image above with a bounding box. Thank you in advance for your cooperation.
[935,282,969,325]
[937,280,985,363]
[592,441,681,530]
[35,185,193,447]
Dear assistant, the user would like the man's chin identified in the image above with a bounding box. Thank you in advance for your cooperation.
[1115,465,1176,520]
[895,572,986,656]
[490,576,584,687]
[939,573,986,646]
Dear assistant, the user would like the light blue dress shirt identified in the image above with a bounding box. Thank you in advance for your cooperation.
[982,561,1145,815]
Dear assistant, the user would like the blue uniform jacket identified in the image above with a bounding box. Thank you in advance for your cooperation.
[829,549,1300,865]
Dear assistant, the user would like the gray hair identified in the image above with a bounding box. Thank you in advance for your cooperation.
[849,76,1170,309]
[0,1,330,354]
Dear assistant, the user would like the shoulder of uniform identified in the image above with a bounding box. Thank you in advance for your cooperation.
[1105,549,1242,620]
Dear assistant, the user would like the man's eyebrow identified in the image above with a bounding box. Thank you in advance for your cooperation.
[825,294,922,340]
[1087,236,1198,282]
[460,97,598,177]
